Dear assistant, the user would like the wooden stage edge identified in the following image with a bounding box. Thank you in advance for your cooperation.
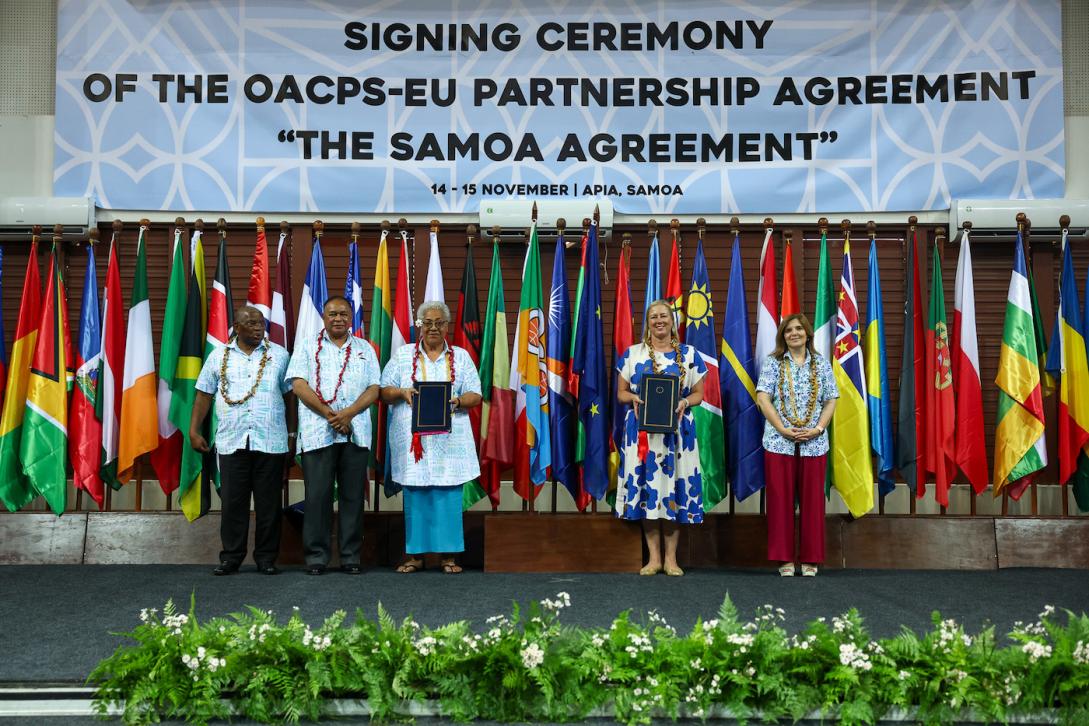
[1,512,1087,571]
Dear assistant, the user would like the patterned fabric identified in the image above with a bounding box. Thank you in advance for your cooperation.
[381,344,482,488]
[755,352,839,456]
[614,343,707,524]
[195,339,291,455]
[285,330,382,453]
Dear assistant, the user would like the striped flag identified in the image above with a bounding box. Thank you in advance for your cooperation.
[203,231,234,492]
[346,239,365,339]
[547,231,580,505]
[269,230,295,352]
[173,233,210,520]
[476,241,514,507]
[567,228,589,481]
[780,235,799,318]
[926,241,956,506]
[720,233,764,501]
[0,248,7,412]
[510,222,551,499]
[685,239,725,509]
[117,226,159,484]
[754,227,778,378]
[643,232,661,329]
[865,236,895,495]
[148,231,185,494]
[385,231,414,495]
[97,234,124,490]
[812,229,836,362]
[247,224,271,321]
[610,241,634,500]
[666,231,684,341]
[423,228,445,307]
[22,244,72,515]
[952,228,988,494]
[1075,258,1089,510]
[572,220,610,500]
[1046,230,1089,485]
[993,231,1047,497]
[830,236,873,517]
[296,237,328,344]
[0,236,40,511]
[368,229,393,478]
[897,228,928,497]
[70,241,103,508]
[455,241,484,506]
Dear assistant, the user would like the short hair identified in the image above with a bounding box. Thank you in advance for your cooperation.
[323,295,351,311]
[416,301,451,322]
[234,304,265,322]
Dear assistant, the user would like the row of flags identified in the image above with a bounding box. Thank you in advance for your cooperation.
[1,221,1087,517]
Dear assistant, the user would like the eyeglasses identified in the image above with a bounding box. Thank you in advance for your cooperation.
[419,320,448,329]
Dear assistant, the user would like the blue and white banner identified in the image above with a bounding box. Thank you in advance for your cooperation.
[54,0,1063,214]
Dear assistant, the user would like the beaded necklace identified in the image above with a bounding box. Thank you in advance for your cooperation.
[410,338,456,462]
[219,338,271,406]
[779,352,819,427]
[314,329,353,405]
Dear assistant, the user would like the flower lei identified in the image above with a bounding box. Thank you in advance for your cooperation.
[779,353,819,427]
[219,338,271,406]
[410,339,456,462]
[314,329,353,405]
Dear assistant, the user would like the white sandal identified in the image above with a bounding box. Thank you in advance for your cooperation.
[801,564,818,577]
[778,563,796,577]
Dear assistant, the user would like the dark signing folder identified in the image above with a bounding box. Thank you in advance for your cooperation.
[638,373,680,434]
[412,381,453,434]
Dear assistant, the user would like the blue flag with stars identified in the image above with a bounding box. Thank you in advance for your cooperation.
[572,221,610,500]
[547,233,577,498]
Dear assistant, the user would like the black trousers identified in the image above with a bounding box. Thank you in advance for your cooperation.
[300,443,369,567]
[218,449,285,567]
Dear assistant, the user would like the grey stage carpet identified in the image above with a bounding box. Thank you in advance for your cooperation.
[0,565,1086,684]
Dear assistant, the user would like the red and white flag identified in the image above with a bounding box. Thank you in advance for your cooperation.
[754,227,778,378]
[952,228,989,493]
[391,231,415,355]
[269,230,294,352]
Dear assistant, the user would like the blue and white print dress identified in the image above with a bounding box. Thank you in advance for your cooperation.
[614,343,707,524]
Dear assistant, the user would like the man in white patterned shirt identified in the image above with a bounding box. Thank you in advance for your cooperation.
[192,306,292,576]
[286,296,381,575]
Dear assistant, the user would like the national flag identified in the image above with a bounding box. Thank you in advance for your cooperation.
[643,232,661,329]
[780,235,799,318]
[297,236,328,344]
[547,232,582,506]
[247,222,271,321]
[1074,260,1089,511]
[865,236,895,495]
[510,222,551,499]
[117,225,159,484]
[685,239,726,509]
[97,234,124,490]
[148,231,185,494]
[567,227,589,478]
[1045,230,1089,485]
[368,229,393,478]
[952,228,988,494]
[754,227,778,378]
[70,241,104,508]
[345,239,365,339]
[896,227,928,497]
[1028,254,1057,400]
[829,236,873,517]
[269,229,295,352]
[174,230,211,521]
[474,240,514,508]
[993,231,1047,497]
[720,233,765,501]
[812,229,836,362]
[572,219,610,500]
[0,236,40,511]
[0,248,8,412]
[21,244,72,516]
[925,241,956,507]
[385,230,414,495]
[610,240,635,500]
[666,231,685,341]
[454,240,484,504]
[203,231,234,492]
[423,227,445,308]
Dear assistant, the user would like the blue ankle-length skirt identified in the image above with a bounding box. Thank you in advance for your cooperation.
[403,485,464,554]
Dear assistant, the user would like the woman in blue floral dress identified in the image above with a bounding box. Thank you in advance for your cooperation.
[614,300,707,577]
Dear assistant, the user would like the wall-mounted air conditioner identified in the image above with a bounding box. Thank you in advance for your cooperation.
[0,197,95,241]
[951,199,1089,239]
[478,199,613,239]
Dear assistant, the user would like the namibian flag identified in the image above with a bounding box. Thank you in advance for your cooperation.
[685,239,725,509]
[22,244,73,516]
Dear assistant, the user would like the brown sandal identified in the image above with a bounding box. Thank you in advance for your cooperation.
[397,559,423,573]
[441,560,463,574]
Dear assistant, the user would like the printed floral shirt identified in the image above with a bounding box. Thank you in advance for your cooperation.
[195,339,292,455]
[285,330,382,454]
[755,352,838,457]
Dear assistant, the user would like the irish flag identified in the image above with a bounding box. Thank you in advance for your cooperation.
[0,236,41,512]
[22,244,73,516]
[117,226,159,484]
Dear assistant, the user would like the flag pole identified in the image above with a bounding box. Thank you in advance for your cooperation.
[104,221,120,512]
[526,203,536,514]
[551,217,567,515]
[373,219,390,511]
[868,220,887,517]
[959,221,978,517]
[726,216,742,516]
[934,224,948,517]
[73,227,100,512]
[163,216,187,513]
[1060,213,1072,517]
[1022,213,1040,517]
[906,215,918,516]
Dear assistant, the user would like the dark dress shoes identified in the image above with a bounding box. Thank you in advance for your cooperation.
[257,564,280,576]
[213,562,239,576]
[306,564,326,576]
[340,564,362,575]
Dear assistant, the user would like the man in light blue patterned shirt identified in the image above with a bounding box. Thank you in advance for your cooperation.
[286,296,381,575]
[192,306,292,577]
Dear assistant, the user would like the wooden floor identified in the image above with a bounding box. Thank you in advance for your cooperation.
[2,511,1088,570]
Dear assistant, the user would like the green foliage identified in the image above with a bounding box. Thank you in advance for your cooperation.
[89,593,1089,725]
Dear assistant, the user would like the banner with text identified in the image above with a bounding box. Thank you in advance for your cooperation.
[54,0,1063,214]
